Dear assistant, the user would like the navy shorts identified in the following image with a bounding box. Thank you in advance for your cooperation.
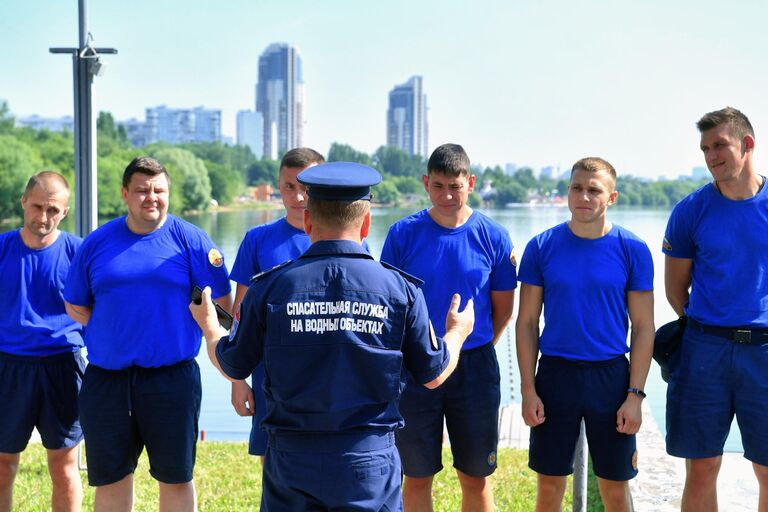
[529,355,637,481]
[78,359,202,486]
[667,327,768,465]
[263,431,401,511]
[0,350,85,453]
[248,363,268,456]
[396,341,500,478]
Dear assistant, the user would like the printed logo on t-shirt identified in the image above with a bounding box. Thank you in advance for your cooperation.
[662,237,673,252]
[510,249,517,267]
[632,449,638,470]
[487,451,497,467]
[208,248,224,268]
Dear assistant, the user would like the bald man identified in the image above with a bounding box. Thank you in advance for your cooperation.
[0,172,85,512]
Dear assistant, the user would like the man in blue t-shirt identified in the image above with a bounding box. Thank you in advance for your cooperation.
[381,144,517,511]
[0,172,84,512]
[516,157,654,512]
[64,157,231,512]
[229,147,325,458]
[664,107,768,511]
[190,162,475,510]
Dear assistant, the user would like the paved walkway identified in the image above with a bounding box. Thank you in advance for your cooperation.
[498,403,760,511]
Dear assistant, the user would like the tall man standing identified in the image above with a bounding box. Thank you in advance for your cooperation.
[191,162,475,510]
[516,157,654,512]
[664,107,768,511]
[0,172,84,512]
[229,147,325,458]
[381,143,517,511]
[64,157,231,512]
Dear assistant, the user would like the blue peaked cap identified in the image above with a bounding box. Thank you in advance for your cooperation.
[297,162,382,201]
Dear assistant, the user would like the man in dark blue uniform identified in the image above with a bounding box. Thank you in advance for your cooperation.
[190,162,475,511]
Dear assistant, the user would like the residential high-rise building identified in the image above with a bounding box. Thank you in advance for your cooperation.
[386,76,428,157]
[255,43,304,159]
[144,105,221,145]
[237,110,264,158]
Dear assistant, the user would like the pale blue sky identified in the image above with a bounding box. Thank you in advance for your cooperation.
[2,0,767,178]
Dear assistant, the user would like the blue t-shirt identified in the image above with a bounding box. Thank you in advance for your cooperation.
[0,230,84,356]
[64,215,231,369]
[381,209,517,350]
[216,240,449,434]
[518,222,654,361]
[231,217,372,286]
[663,182,768,327]
[230,217,311,285]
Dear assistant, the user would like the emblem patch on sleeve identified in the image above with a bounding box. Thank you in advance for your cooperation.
[229,304,241,341]
[662,237,673,252]
[510,249,517,267]
[208,248,224,268]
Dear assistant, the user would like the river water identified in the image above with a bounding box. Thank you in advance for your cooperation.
[3,205,743,451]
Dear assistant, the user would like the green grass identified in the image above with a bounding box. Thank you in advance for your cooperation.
[11,443,594,511]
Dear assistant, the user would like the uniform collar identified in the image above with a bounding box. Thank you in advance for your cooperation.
[300,239,372,259]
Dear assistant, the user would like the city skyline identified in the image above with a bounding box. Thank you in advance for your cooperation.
[2,0,767,178]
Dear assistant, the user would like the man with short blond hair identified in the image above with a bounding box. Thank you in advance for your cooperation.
[0,171,84,512]
[517,157,654,512]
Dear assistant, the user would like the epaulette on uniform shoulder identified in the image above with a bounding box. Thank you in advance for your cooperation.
[250,260,293,283]
[380,261,424,286]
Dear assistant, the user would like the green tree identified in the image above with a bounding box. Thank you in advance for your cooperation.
[0,101,14,134]
[207,161,243,204]
[374,180,401,205]
[493,181,528,206]
[327,142,374,166]
[0,135,44,218]
[512,167,537,190]
[373,146,424,178]
[246,158,280,186]
[147,145,212,212]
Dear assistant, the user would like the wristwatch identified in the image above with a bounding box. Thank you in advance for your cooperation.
[627,387,647,399]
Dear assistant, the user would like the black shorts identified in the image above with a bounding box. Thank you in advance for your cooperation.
[0,350,85,452]
[397,342,501,478]
[529,355,637,481]
[78,359,202,486]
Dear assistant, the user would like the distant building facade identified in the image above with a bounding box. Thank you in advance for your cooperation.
[17,115,74,132]
[255,43,304,159]
[144,105,221,145]
[237,110,264,158]
[692,166,708,180]
[386,76,428,157]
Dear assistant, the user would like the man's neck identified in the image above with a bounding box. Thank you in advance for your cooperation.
[19,227,60,249]
[427,206,473,229]
[568,218,611,240]
[715,168,764,200]
[125,215,166,235]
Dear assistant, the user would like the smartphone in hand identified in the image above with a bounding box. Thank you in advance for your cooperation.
[191,286,234,330]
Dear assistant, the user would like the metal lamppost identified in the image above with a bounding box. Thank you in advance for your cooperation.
[50,0,116,236]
